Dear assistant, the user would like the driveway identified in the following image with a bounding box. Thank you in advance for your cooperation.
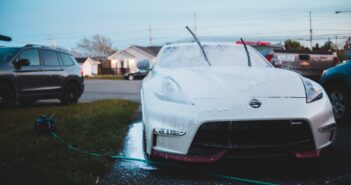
[80,79,142,103]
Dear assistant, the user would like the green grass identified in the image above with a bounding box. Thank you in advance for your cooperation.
[0,100,139,185]
[85,75,124,80]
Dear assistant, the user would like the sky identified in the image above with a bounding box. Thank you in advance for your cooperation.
[0,0,350,51]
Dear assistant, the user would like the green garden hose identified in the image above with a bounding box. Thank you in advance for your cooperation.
[49,131,277,185]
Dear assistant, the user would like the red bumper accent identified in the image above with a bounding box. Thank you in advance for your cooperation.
[151,149,228,163]
[294,149,321,159]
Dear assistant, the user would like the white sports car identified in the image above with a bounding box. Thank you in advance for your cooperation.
[141,42,336,162]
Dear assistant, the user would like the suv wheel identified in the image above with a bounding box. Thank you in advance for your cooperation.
[60,83,79,105]
[0,84,13,108]
[327,84,350,123]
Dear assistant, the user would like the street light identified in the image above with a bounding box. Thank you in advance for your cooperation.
[335,11,351,14]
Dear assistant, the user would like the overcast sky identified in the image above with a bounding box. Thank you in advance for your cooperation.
[1,0,350,50]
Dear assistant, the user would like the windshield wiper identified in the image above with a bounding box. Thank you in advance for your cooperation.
[240,38,251,67]
[0,35,12,42]
[185,26,211,66]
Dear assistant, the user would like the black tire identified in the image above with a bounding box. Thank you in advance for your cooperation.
[0,84,13,108]
[60,83,79,105]
[326,83,351,124]
[19,99,36,106]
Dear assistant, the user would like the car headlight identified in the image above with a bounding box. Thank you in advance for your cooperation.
[301,77,323,103]
[154,76,194,105]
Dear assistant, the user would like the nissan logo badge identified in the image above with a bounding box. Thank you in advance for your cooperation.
[249,99,262,108]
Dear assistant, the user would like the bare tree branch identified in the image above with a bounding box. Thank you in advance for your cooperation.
[76,35,117,57]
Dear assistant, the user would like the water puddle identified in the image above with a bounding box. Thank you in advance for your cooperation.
[114,121,156,171]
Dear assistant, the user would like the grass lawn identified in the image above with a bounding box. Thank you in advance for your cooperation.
[85,75,124,80]
[0,100,139,185]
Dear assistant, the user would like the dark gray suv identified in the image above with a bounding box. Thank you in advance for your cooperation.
[0,45,84,107]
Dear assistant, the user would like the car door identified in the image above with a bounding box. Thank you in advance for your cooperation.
[14,49,46,97]
[40,49,63,95]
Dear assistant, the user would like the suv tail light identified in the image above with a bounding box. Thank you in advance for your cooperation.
[333,57,339,66]
[80,69,84,77]
[265,54,273,62]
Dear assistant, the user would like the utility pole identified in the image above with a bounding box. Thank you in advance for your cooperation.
[335,35,338,50]
[49,35,57,48]
[194,13,197,36]
[309,11,313,51]
[148,25,152,46]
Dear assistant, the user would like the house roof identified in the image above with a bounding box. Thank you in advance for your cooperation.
[133,45,161,57]
[107,45,162,60]
[76,57,88,63]
[75,57,101,64]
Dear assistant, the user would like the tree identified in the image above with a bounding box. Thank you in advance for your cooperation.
[321,39,334,51]
[76,35,116,57]
[284,39,308,50]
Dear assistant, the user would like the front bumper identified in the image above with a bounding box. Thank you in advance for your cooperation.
[143,93,336,161]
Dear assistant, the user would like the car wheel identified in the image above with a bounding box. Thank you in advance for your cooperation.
[19,99,36,106]
[128,75,134,81]
[0,84,13,108]
[327,84,350,123]
[60,83,79,105]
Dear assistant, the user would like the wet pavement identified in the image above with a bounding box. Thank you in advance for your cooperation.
[102,111,351,185]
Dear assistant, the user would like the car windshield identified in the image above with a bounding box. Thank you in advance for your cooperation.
[157,44,271,68]
[0,48,20,63]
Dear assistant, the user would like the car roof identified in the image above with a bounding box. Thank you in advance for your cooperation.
[164,42,245,48]
[0,45,72,55]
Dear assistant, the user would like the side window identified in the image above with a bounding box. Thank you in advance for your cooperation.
[19,49,40,66]
[60,53,75,66]
[42,50,60,66]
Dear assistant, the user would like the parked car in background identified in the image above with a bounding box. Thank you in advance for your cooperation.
[271,50,339,81]
[320,61,351,123]
[235,41,284,62]
[124,59,151,80]
[124,69,149,80]
[142,42,336,162]
[0,45,84,107]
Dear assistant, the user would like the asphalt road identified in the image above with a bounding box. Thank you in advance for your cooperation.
[31,79,142,105]
[80,79,142,103]
[102,111,351,185]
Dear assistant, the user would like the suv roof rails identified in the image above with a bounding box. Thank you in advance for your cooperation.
[24,44,48,48]
[24,44,70,54]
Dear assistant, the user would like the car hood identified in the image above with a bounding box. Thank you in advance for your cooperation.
[158,66,306,99]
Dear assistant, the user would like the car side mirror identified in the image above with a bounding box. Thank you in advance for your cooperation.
[15,58,30,67]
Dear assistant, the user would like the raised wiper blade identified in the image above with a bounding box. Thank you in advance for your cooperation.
[185,26,211,66]
[240,38,251,67]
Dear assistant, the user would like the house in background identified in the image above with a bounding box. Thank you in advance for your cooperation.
[108,45,161,75]
[76,57,101,76]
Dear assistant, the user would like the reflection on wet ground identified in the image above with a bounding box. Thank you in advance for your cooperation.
[102,113,351,185]
[116,121,155,171]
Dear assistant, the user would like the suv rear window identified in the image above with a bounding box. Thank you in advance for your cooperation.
[60,53,75,66]
[42,50,60,66]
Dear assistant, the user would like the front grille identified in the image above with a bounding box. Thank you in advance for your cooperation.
[191,120,315,152]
